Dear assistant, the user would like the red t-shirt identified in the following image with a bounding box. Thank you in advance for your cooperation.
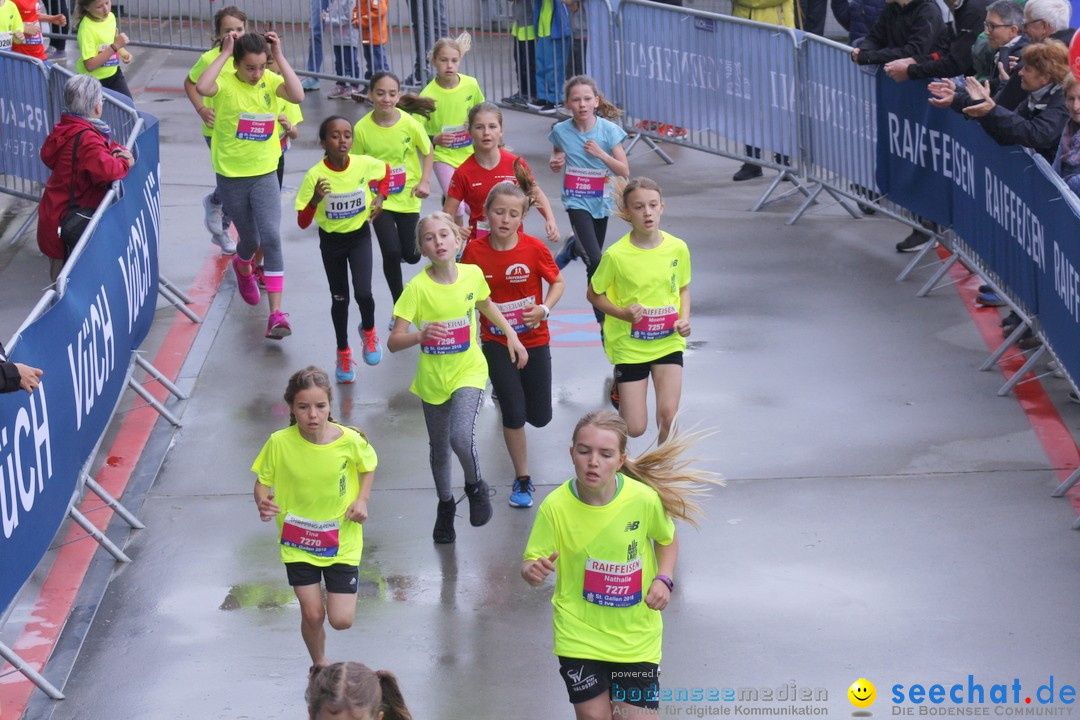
[460,233,559,348]
[11,0,46,59]
[447,149,533,240]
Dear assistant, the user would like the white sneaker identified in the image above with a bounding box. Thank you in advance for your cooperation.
[211,232,237,255]
[203,193,224,236]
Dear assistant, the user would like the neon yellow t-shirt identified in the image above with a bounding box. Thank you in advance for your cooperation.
[392,263,490,404]
[0,2,21,51]
[252,424,378,567]
[295,155,387,234]
[76,12,120,79]
[353,110,432,214]
[188,47,234,138]
[419,73,484,168]
[590,231,692,365]
[523,474,676,664]
[210,69,285,178]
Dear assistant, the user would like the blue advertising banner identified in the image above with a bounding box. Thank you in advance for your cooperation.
[0,54,51,185]
[876,75,1080,383]
[615,0,799,156]
[0,121,160,614]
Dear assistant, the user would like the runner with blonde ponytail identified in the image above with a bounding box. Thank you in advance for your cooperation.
[522,409,721,720]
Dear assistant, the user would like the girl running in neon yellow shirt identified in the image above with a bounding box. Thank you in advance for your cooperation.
[296,116,390,385]
[74,0,132,98]
[253,366,379,673]
[587,177,690,443]
[197,30,304,340]
[388,212,526,543]
[418,33,484,222]
[352,71,436,317]
[184,4,246,254]
[523,410,720,720]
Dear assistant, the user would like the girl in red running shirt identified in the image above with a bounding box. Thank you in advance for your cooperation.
[12,0,66,60]
[460,180,564,509]
[444,102,560,250]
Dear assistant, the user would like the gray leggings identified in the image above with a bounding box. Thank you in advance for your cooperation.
[216,172,284,273]
[421,387,483,502]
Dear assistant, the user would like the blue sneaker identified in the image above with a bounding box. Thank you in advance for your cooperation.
[335,348,356,384]
[976,291,1006,307]
[361,326,382,365]
[509,476,534,508]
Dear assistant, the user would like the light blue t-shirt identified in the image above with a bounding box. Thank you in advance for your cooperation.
[547,117,627,219]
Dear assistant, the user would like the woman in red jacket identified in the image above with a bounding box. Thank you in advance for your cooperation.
[38,74,133,281]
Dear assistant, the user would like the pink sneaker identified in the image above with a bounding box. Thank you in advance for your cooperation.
[266,310,292,340]
[232,256,261,305]
[254,265,266,288]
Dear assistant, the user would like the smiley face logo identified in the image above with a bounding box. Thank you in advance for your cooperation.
[848,678,876,709]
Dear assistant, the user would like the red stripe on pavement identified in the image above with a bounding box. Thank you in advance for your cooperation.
[0,251,230,719]
[941,247,1080,513]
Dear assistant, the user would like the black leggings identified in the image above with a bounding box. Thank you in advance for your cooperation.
[100,69,132,100]
[482,341,552,429]
[319,224,375,350]
[371,209,420,304]
[567,208,609,323]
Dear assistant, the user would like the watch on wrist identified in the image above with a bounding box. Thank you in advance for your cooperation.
[654,574,674,592]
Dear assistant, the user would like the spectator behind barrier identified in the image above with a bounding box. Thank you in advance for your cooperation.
[970,0,1027,95]
[883,0,989,81]
[730,0,796,32]
[929,40,1069,161]
[994,0,1074,108]
[1053,73,1080,195]
[0,341,42,394]
[831,0,886,43]
[849,0,944,68]
[37,75,134,282]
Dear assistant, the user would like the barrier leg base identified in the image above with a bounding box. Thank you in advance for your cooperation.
[83,474,145,529]
[0,642,64,699]
[980,320,1030,371]
[1052,467,1080,497]
[68,507,131,563]
[998,344,1046,396]
[622,133,674,164]
[896,235,940,282]
[158,282,202,324]
[7,207,39,246]
[135,355,187,400]
[916,249,958,297]
[129,377,182,426]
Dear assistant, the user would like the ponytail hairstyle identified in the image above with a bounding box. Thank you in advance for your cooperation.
[428,32,472,65]
[483,158,539,215]
[212,6,247,46]
[611,176,664,222]
[563,75,623,120]
[232,32,269,64]
[306,662,413,720]
[415,211,470,255]
[366,71,438,118]
[572,410,723,526]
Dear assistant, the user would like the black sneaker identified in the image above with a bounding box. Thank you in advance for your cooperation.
[433,498,457,543]
[464,480,493,527]
[537,103,558,115]
[501,93,528,108]
[526,96,545,110]
[732,163,763,182]
[895,230,932,253]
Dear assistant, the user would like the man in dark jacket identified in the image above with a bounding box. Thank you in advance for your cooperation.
[884,0,989,81]
[0,342,43,394]
[850,0,944,67]
[832,0,886,42]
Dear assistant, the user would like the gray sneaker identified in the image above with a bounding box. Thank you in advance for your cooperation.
[203,193,224,236]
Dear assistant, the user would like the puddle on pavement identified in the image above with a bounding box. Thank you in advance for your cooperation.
[220,566,416,610]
